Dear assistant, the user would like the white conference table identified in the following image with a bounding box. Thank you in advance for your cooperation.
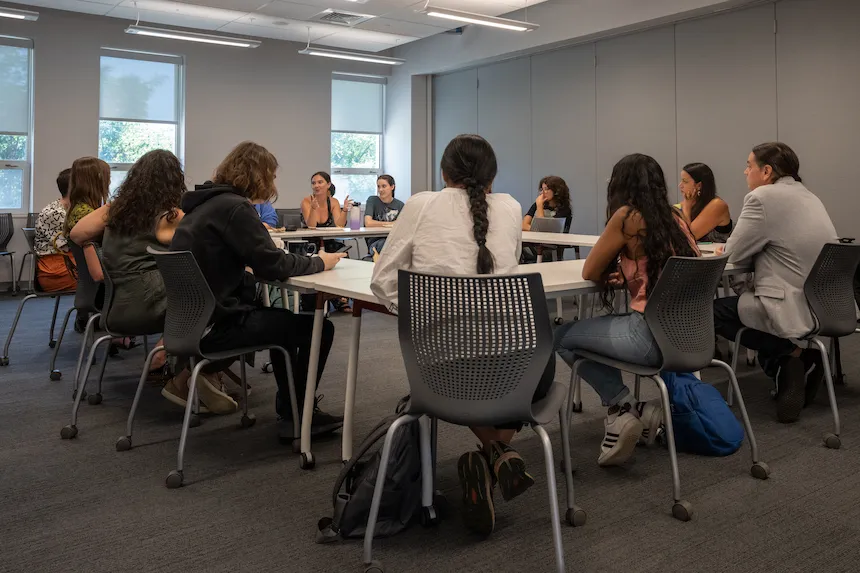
[270,227,391,240]
[275,255,748,469]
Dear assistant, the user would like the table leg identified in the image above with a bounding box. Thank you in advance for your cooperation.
[293,291,300,313]
[536,245,544,264]
[261,285,271,307]
[342,304,363,463]
[300,293,325,468]
[280,287,288,311]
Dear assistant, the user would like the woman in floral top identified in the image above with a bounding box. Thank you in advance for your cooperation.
[34,168,76,292]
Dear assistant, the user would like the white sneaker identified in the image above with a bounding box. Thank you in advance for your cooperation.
[635,401,663,446]
[598,405,644,467]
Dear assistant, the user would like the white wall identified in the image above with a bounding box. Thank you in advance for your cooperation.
[0,5,389,286]
[425,0,860,241]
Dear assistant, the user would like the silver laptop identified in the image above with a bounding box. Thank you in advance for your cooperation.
[530,217,565,234]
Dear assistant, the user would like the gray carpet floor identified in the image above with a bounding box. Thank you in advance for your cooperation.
[2,294,860,573]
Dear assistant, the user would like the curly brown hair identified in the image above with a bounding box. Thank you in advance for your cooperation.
[214,142,279,203]
[65,156,110,234]
[539,175,571,212]
[107,150,185,237]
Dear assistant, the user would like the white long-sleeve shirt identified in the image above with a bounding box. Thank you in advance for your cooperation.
[370,187,523,313]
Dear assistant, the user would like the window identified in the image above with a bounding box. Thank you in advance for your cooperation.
[330,77,384,204]
[99,50,183,192]
[0,39,32,212]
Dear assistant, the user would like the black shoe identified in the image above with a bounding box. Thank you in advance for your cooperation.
[278,394,343,441]
[74,314,88,333]
[801,348,825,407]
[775,356,805,423]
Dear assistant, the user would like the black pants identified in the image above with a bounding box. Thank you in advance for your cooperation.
[713,297,796,379]
[201,307,334,418]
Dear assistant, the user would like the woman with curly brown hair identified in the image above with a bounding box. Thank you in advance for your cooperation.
[170,141,346,440]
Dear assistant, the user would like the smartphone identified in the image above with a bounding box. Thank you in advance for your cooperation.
[332,244,353,254]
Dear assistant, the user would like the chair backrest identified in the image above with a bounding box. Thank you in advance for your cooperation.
[803,242,860,338]
[68,241,102,313]
[147,247,216,357]
[0,213,13,251]
[397,270,554,427]
[276,208,303,229]
[21,228,36,253]
[94,250,118,333]
[530,217,565,234]
[25,212,37,228]
[644,255,729,372]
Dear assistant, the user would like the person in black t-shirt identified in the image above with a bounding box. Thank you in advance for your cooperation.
[521,175,573,262]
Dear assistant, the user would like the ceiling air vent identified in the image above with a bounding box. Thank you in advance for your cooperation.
[311,9,374,27]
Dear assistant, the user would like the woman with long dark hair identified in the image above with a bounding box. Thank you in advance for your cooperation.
[678,162,732,241]
[372,134,554,537]
[301,171,353,229]
[554,153,699,467]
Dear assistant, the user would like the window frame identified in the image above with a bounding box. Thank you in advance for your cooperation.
[98,49,185,180]
[0,36,34,214]
[330,75,386,201]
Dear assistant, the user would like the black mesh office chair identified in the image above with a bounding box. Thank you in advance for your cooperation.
[127,248,300,488]
[25,212,37,228]
[60,249,153,439]
[362,271,582,573]
[730,243,860,449]
[0,213,17,293]
[276,208,303,229]
[1,229,76,369]
[569,255,769,522]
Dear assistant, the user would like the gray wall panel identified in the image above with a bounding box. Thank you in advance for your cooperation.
[477,58,533,212]
[530,45,598,235]
[675,4,777,218]
[432,69,478,191]
[776,0,860,235]
[596,27,678,223]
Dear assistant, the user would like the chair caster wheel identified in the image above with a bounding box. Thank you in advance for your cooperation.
[50,370,61,381]
[824,433,841,449]
[566,506,587,527]
[572,402,583,413]
[292,439,301,454]
[300,452,315,470]
[49,340,56,349]
[115,436,132,451]
[672,500,693,522]
[60,425,78,440]
[364,561,384,573]
[189,414,201,428]
[554,317,564,325]
[0,357,8,366]
[240,413,256,428]
[262,362,273,373]
[165,470,184,489]
[87,393,102,405]
[420,506,439,527]
[750,461,770,480]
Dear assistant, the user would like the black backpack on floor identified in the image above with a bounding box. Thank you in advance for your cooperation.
[316,396,423,543]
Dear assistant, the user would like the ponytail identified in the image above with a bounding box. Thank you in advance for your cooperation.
[463,177,494,274]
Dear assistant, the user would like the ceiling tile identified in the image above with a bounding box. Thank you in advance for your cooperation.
[178,0,270,12]
[105,5,238,29]
[218,20,314,41]
[114,0,244,21]
[355,15,447,38]
[311,32,398,53]
[6,0,116,14]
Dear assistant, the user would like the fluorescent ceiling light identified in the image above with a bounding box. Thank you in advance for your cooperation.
[298,47,404,66]
[125,25,261,48]
[423,5,538,32]
[0,7,39,21]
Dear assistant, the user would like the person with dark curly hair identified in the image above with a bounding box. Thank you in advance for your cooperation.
[554,153,700,468]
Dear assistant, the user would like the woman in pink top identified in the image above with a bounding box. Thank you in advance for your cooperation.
[554,154,699,467]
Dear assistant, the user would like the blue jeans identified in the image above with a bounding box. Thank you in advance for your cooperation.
[554,312,662,406]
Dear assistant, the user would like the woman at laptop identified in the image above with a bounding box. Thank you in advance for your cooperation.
[521,175,573,262]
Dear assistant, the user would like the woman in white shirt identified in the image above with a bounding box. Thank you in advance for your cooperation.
[372,134,555,537]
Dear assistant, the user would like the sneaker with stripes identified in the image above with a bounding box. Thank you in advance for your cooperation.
[598,403,644,467]
[634,401,663,446]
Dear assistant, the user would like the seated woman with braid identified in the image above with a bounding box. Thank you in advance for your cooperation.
[372,134,555,537]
